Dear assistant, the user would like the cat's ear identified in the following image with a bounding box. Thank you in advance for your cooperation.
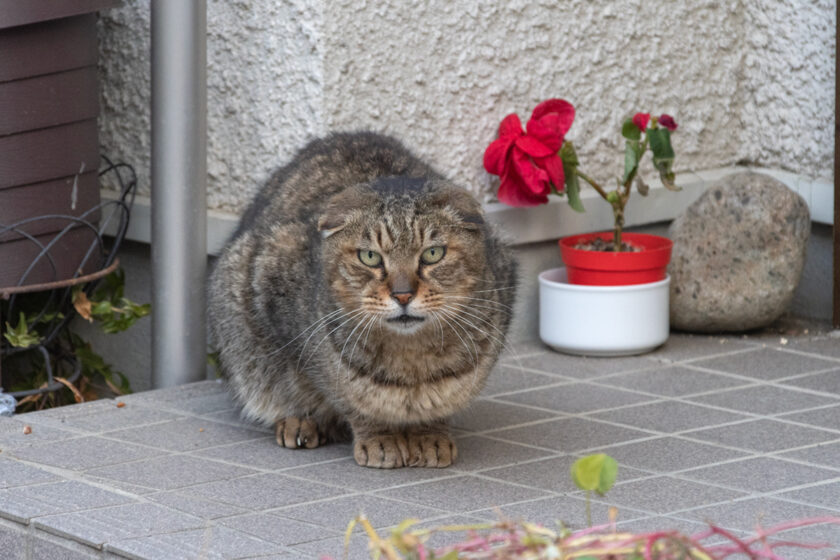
[432,185,485,231]
[317,187,373,238]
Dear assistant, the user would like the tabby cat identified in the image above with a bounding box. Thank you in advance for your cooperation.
[208,132,516,468]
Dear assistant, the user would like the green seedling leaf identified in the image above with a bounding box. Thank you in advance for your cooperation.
[621,118,641,140]
[571,453,618,496]
[560,141,585,213]
[4,312,41,348]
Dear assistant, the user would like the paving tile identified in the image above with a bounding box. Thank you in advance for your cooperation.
[119,380,236,416]
[602,476,747,515]
[788,335,840,360]
[282,457,452,491]
[195,438,352,470]
[21,399,183,434]
[0,458,58,489]
[147,490,248,520]
[0,518,27,560]
[598,437,749,473]
[481,455,647,494]
[275,494,444,531]
[480,365,564,397]
[30,535,99,559]
[679,496,839,533]
[779,404,840,431]
[689,347,838,380]
[377,474,545,513]
[775,481,840,512]
[489,417,653,453]
[35,502,204,549]
[199,408,273,433]
[108,525,283,560]
[451,399,559,432]
[183,473,348,510]
[221,512,340,545]
[590,400,748,434]
[472,494,646,531]
[783,369,840,395]
[86,454,258,491]
[499,340,552,361]
[452,435,554,471]
[498,382,655,414]
[81,475,156,496]
[598,365,749,397]
[681,457,839,493]
[766,522,840,555]
[292,533,372,560]
[689,384,839,416]
[107,416,266,452]
[780,441,840,469]
[11,435,165,471]
[648,334,753,364]
[506,352,656,379]
[0,418,74,449]
[0,481,135,524]
[686,419,840,453]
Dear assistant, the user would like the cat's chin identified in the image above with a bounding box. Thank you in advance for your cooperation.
[384,314,426,334]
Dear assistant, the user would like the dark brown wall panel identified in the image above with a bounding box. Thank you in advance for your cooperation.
[0,1,119,29]
[0,225,100,287]
[0,172,101,242]
[0,67,99,136]
[0,120,100,190]
[0,15,98,82]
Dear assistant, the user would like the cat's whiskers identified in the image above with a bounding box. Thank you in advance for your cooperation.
[435,307,485,394]
[446,295,514,311]
[338,311,372,371]
[472,286,517,293]
[263,307,345,360]
[298,308,367,372]
[433,308,478,368]
[442,303,521,367]
[347,313,378,373]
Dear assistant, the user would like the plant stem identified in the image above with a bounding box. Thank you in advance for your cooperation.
[575,170,610,202]
[585,490,592,527]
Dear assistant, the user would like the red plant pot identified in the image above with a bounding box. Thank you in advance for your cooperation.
[559,232,674,286]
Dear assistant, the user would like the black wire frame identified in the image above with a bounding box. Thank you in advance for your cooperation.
[0,156,137,399]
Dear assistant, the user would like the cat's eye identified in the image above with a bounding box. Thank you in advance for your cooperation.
[358,249,383,267]
[420,246,446,265]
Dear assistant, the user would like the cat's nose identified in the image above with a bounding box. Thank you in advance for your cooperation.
[391,291,414,306]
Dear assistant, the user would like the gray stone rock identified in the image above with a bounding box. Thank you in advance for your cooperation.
[668,172,810,332]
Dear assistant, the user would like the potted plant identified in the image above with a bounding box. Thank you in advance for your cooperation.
[483,100,680,356]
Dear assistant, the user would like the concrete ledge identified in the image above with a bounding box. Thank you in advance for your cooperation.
[102,166,834,255]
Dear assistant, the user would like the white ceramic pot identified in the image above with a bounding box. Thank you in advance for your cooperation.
[539,267,670,357]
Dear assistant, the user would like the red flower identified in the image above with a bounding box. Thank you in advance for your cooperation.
[483,99,575,207]
[659,114,678,131]
[632,112,651,131]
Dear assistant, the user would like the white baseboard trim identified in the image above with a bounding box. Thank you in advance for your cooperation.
[102,166,833,256]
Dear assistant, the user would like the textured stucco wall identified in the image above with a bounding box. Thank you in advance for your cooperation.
[97,0,835,212]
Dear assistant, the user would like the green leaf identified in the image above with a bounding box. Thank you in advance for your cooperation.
[621,118,641,140]
[647,128,681,192]
[560,142,585,213]
[4,312,41,348]
[623,139,642,183]
[571,454,618,495]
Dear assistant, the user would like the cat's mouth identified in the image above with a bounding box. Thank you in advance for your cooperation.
[386,314,426,326]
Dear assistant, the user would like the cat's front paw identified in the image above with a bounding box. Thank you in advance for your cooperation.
[406,432,457,468]
[275,417,320,449]
[353,434,409,468]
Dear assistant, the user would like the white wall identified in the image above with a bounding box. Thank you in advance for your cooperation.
[97,0,835,214]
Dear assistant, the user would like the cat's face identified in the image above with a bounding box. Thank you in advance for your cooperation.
[319,180,488,336]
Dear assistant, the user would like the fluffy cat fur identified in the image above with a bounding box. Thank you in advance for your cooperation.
[208,132,516,468]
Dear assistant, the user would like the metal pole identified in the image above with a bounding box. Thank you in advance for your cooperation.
[150,0,207,387]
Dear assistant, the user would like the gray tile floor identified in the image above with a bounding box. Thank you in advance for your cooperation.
[1,331,840,559]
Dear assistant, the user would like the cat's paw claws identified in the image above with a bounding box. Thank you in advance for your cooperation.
[276,417,320,449]
[407,433,457,468]
[353,434,409,469]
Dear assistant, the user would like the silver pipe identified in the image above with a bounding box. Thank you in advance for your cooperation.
[150,0,207,388]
